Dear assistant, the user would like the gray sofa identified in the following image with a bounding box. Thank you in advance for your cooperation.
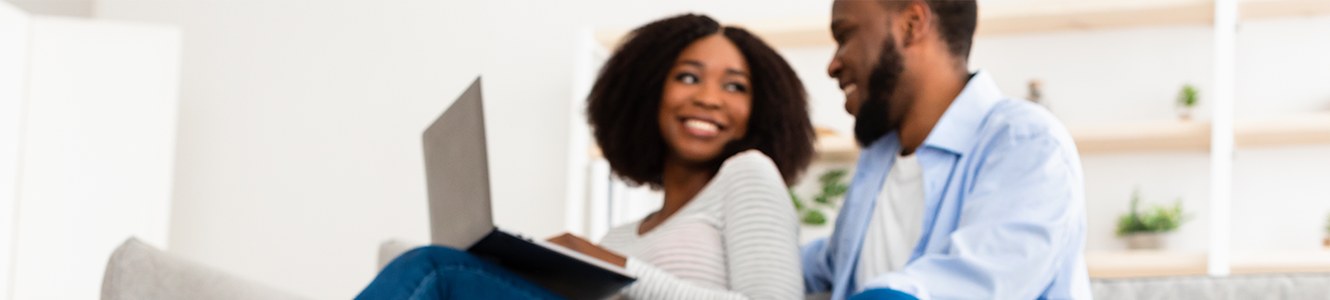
[102,237,1330,300]
[1091,273,1330,300]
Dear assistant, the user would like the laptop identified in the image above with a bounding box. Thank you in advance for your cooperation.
[422,77,635,300]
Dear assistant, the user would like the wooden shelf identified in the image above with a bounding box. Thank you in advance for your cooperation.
[1071,120,1212,154]
[1086,249,1330,278]
[1086,251,1208,278]
[1235,112,1330,147]
[1070,112,1330,154]
[595,0,1330,49]
[815,129,858,162]
[979,0,1214,36]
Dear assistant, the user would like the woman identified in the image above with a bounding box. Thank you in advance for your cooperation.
[357,14,814,300]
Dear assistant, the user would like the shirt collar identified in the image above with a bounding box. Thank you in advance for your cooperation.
[920,70,1004,156]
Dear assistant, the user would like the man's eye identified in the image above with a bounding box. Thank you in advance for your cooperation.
[676,73,698,84]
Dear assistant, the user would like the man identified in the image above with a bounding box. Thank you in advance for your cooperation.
[800,1,1091,300]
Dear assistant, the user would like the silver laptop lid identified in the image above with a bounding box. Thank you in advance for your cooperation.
[423,77,494,249]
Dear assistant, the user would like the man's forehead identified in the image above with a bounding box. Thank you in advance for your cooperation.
[832,0,888,21]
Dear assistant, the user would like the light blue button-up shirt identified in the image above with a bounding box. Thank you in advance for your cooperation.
[801,71,1091,300]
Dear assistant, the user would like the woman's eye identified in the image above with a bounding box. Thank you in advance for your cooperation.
[725,82,748,93]
[676,73,698,84]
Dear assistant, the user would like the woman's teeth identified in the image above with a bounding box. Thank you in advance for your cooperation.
[684,119,719,135]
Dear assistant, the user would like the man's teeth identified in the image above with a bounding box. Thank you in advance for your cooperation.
[685,119,719,133]
[843,84,857,95]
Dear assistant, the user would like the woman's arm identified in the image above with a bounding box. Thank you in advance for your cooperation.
[546,233,626,267]
[716,155,804,300]
[549,234,769,300]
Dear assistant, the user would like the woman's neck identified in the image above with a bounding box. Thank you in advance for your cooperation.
[638,154,716,235]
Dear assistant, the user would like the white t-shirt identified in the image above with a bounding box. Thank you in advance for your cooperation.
[855,152,926,292]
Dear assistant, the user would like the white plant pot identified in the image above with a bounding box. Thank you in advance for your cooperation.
[1124,232,1168,250]
[1176,106,1194,121]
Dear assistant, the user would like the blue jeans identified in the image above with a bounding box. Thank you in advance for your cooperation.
[848,289,919,300]
[355,246,565,300]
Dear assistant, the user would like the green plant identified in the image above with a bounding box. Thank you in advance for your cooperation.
[791,169,849,226]
[1324,212,1330,235]
[1116,189,1190,236]
[1177,84,1199,108]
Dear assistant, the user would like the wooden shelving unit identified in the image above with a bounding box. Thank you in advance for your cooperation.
[1087,250,1330,278]
[600,112,1330,162]
[1069,112,1330,154]
[595,0,1330,49]
[811,112,1330,159]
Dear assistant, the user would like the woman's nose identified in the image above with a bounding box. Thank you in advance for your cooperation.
[691,85,723,110]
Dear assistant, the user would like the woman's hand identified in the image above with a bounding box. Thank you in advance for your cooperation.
[546,233,628,268]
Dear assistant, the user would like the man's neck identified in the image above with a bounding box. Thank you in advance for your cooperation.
[897,69,969,155]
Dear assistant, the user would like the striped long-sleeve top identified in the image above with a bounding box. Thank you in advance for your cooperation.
[599,150,803,300]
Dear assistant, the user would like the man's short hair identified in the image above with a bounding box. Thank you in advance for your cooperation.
[885,0,978,59]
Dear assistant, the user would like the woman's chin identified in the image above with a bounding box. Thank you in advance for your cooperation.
[673,147,726,165]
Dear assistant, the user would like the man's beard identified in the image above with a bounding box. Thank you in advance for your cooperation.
[853,35,905,146]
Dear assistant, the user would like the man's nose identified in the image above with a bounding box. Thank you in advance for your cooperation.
[827,51,844,79]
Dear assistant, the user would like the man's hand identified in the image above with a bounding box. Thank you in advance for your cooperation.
[546,233,628,268]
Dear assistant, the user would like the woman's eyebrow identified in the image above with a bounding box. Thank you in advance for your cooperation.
[680,60,747,78]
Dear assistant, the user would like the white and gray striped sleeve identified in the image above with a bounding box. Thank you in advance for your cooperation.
[718,153,803,300]
[616,152,803,300]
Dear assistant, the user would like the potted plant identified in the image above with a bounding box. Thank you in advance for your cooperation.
[790,169,849,226]
[1116,189,1189,250]
[1176,84,1199,121]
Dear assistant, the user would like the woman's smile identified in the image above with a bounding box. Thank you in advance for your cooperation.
[680,117,724,138]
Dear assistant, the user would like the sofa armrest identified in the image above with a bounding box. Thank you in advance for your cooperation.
[377,239,425,270]
[101,237,310,300]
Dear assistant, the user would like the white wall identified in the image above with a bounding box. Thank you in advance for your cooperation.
[0,2,29,299]
[9,15,179,300]
[92,1,595,299]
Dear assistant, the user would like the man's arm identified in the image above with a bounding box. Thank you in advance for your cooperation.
[861,133,1084,300]
[801,237,835,294]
